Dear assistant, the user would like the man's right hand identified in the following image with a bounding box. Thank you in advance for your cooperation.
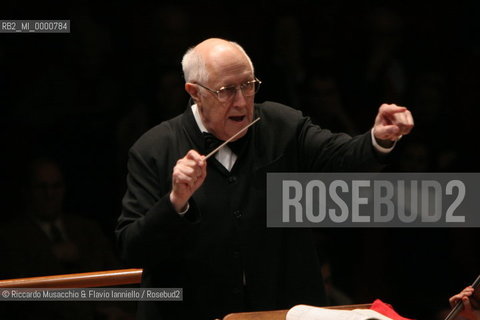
[169,150,206,213]
[449,286,480,320]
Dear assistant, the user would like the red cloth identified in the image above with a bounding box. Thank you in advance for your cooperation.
[369,299,415,320]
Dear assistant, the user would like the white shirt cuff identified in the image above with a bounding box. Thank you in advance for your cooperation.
[178,203,190,216]
[371,128,396,154]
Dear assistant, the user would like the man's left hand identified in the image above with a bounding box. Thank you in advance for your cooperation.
[373,103,414,147]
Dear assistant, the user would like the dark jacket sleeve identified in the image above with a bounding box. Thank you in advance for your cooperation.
[300,119,386,172]
[115,127,198,267]
[297,113,387,172]
[258,101,387,172]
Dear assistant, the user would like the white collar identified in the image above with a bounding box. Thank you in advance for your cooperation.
[191,104,208,133]
[190,104,237,171]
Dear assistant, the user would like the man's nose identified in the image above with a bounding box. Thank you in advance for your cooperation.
[232,87,247,106]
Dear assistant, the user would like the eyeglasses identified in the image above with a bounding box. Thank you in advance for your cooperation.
[195,78,262,102]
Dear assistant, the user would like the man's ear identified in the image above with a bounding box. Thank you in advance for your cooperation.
[185,83,200,104]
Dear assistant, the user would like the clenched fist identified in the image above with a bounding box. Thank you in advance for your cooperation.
[373,103,414,147]
[169,150,207,213]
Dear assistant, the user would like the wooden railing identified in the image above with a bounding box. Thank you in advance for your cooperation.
[0,269,372,320]
[0,268,143,288]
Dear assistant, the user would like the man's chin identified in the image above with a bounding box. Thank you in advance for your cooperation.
[226,125,250,141]
[214,117,253,141]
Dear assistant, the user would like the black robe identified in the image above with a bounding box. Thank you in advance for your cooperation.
[116,101,385,320]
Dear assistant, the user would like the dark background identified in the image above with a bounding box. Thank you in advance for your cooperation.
[0,1,479,319]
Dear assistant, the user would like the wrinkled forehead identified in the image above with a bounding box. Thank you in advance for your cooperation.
[209,53,252,77]
[198,42,253,80]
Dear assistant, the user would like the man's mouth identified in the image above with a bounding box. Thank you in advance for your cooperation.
[229,115,246,122]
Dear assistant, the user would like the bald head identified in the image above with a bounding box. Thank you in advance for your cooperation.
[181,38,254,84]
[182,38,257,141]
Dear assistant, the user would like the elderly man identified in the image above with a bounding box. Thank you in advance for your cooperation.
[116,38,413,320]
